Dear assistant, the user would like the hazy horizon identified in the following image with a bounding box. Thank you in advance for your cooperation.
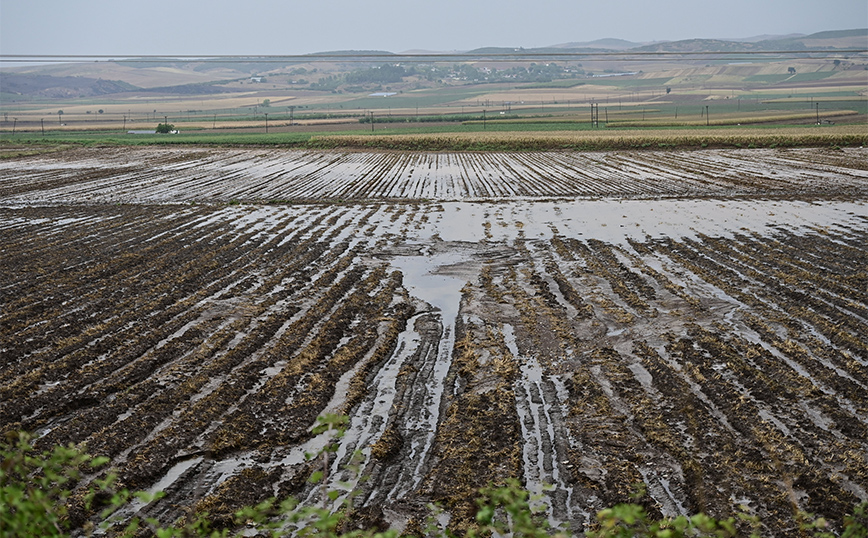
[1,0,866,58]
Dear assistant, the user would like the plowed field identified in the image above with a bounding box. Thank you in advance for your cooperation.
[1,146,866,535]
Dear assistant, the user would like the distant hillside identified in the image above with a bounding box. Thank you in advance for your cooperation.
[111,52,397,75]
[0,74,138,98]
[631,39,771,53]
[137,83,244,95]
[551,38,646,50]
[805,28,868,40]
[1,30,863,99]
[115,57,305,74]
[727,33,805,43]
[631,28,867,53]
[465,46,618,55]
[307,50,396,57]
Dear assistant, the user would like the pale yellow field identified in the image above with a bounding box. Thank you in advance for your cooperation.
[319,123,868,142]
[454,87,627,105]
[761,95,868,103]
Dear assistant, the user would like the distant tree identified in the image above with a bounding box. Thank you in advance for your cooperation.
[155,122,175,133]
[98,109,104,114]
[788,67,796,74]
[261,99,271,107]
[345,65,408,85]
[666,87,671,94]
[833,59,841,68]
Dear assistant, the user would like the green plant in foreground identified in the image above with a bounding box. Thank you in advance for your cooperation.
[3,425,867,538]
[587,504,739,538]
[0,431,157,537]
[468,479,566,538]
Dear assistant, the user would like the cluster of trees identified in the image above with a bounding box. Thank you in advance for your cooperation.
[309,74,343,91]
[303,62,584,92]
[423,62,584,83]
[345,64,415,84]
[307,65,415,92]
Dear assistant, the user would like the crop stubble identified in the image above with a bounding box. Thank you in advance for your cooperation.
[0,146,866,535]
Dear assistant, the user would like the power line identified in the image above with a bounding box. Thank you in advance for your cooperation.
[1,49,865,64]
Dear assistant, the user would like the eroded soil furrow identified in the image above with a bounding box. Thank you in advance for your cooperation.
[2,147,867,536]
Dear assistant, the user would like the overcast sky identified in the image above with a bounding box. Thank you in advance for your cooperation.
[2,0,866,56]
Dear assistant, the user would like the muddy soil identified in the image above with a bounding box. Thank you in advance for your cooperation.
[0,147,866,535]
[1,146,866,204]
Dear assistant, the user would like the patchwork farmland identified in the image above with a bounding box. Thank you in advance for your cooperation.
[1,146,866,535]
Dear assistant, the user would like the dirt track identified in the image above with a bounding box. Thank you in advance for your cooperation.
[1,147,866,535]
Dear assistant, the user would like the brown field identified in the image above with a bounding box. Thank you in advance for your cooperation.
[1,146,866,535]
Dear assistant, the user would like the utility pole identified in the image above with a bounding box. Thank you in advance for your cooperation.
[41,118,44,135]
[706,105,709,126]
[482,109,486,130]
[265,113,268,133]
[816,102,820,124]
[289,106,295,126]
[370,111,374,132]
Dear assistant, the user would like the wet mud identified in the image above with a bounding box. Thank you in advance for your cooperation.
[1,147,866,535]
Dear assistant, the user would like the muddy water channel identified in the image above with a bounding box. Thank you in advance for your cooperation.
[1,147,867,535]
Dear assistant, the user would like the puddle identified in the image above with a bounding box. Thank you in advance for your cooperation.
[417,200,866,245]
[389,248,470,322]
[381,249,473,499]
[305,249,477,507]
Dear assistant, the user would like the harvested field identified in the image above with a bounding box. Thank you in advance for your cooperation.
[1,146,866,535]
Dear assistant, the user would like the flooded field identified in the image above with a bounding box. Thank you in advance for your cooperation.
[1,146,866,203]
[1,147,866,535]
